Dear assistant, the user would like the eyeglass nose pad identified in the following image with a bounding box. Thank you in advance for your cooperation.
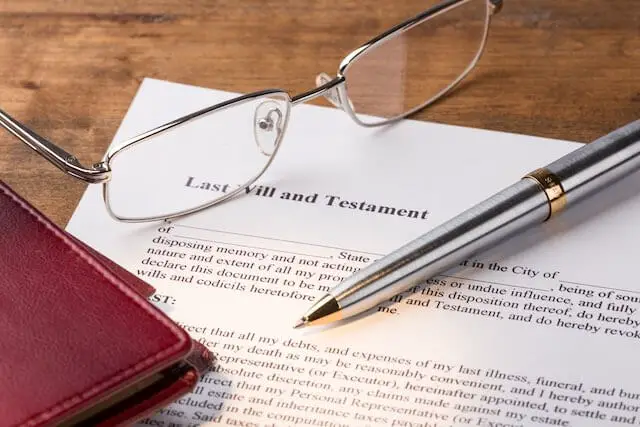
[253,100,286,157]
[315,72,342,109]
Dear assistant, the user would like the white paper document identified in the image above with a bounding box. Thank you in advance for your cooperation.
[67,79,640,427]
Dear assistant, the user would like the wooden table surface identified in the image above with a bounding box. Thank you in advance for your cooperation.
[1,0,638,226]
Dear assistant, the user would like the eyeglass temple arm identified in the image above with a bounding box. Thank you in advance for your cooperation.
[0,108,110,184]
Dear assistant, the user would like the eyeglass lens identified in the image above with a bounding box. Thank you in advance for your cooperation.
[105,93,290,221]
[343,0,490,125]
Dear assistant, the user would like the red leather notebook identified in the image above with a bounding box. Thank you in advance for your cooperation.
[0,180,213,426]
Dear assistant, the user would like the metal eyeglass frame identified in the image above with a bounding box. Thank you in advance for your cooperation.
[0,0,503,222]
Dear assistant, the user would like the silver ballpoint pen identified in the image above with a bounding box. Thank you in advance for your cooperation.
[294,120,640,328]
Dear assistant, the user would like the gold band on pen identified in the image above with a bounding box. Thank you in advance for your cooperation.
[523,168,567,221]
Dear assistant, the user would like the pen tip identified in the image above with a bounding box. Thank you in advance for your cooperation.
[293,317,307,329]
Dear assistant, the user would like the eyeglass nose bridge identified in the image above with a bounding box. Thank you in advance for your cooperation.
[315,72,343,109]
[290,74,346,108]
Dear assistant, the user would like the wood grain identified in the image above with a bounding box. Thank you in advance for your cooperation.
[0,0,638,226]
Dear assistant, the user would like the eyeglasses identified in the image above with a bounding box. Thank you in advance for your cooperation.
[0,0,502,222]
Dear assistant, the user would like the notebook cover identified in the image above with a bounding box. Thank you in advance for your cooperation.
[0,180,210,426]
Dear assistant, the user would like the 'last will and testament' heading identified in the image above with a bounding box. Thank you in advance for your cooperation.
[185,176,429,221]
